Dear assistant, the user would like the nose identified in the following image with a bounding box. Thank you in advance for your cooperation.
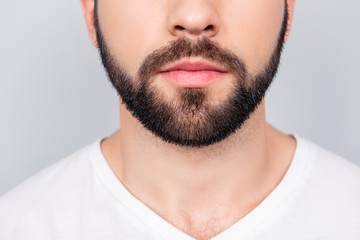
[167,0,221,39]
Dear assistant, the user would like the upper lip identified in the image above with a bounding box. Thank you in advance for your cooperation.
[159,59,228,73]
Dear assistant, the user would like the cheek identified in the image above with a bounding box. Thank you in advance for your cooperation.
[221,0,285,74]
[98,0,164,76]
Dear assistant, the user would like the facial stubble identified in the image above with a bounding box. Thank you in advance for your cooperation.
[94,2,288,148]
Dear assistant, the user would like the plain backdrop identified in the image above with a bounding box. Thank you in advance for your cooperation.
[1,0,359,195]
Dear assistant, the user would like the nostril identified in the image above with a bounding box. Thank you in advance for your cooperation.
[204,25,214,31]
[171,24,217,37]
[175,25,185,30]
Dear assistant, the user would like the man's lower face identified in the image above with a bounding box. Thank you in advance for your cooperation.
[94,6,288,148]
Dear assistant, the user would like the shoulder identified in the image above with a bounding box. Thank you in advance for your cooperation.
[0,141,96,200]
[293,137,360,226]
[0,140,99,237]
[302,137,360,185]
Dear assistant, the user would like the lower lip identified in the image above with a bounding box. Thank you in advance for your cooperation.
[159,70,227,88]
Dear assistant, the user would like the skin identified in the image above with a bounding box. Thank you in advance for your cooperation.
[80,0,296,239]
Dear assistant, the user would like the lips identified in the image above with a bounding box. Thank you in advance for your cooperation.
[158,59,228,88]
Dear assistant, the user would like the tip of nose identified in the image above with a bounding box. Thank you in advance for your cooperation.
[167,2,220,38]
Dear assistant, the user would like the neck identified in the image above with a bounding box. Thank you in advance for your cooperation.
[101,101,296,221]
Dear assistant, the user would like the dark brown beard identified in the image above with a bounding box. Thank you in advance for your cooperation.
[94,2,288,147]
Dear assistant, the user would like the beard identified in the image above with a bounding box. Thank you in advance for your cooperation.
[94,3,288,148]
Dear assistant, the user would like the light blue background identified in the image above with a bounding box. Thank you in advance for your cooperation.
[1,0,359,195]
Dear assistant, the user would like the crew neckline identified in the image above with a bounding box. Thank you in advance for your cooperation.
[89,135,309,240]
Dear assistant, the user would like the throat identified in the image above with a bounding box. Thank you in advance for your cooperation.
[155,203,260,240]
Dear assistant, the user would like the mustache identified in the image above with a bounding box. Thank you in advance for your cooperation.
[137,37,247,82]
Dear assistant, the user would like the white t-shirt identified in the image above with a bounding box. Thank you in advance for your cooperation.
[1,136,360,240]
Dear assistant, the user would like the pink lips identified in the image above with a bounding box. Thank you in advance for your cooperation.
[158,60,228,88]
